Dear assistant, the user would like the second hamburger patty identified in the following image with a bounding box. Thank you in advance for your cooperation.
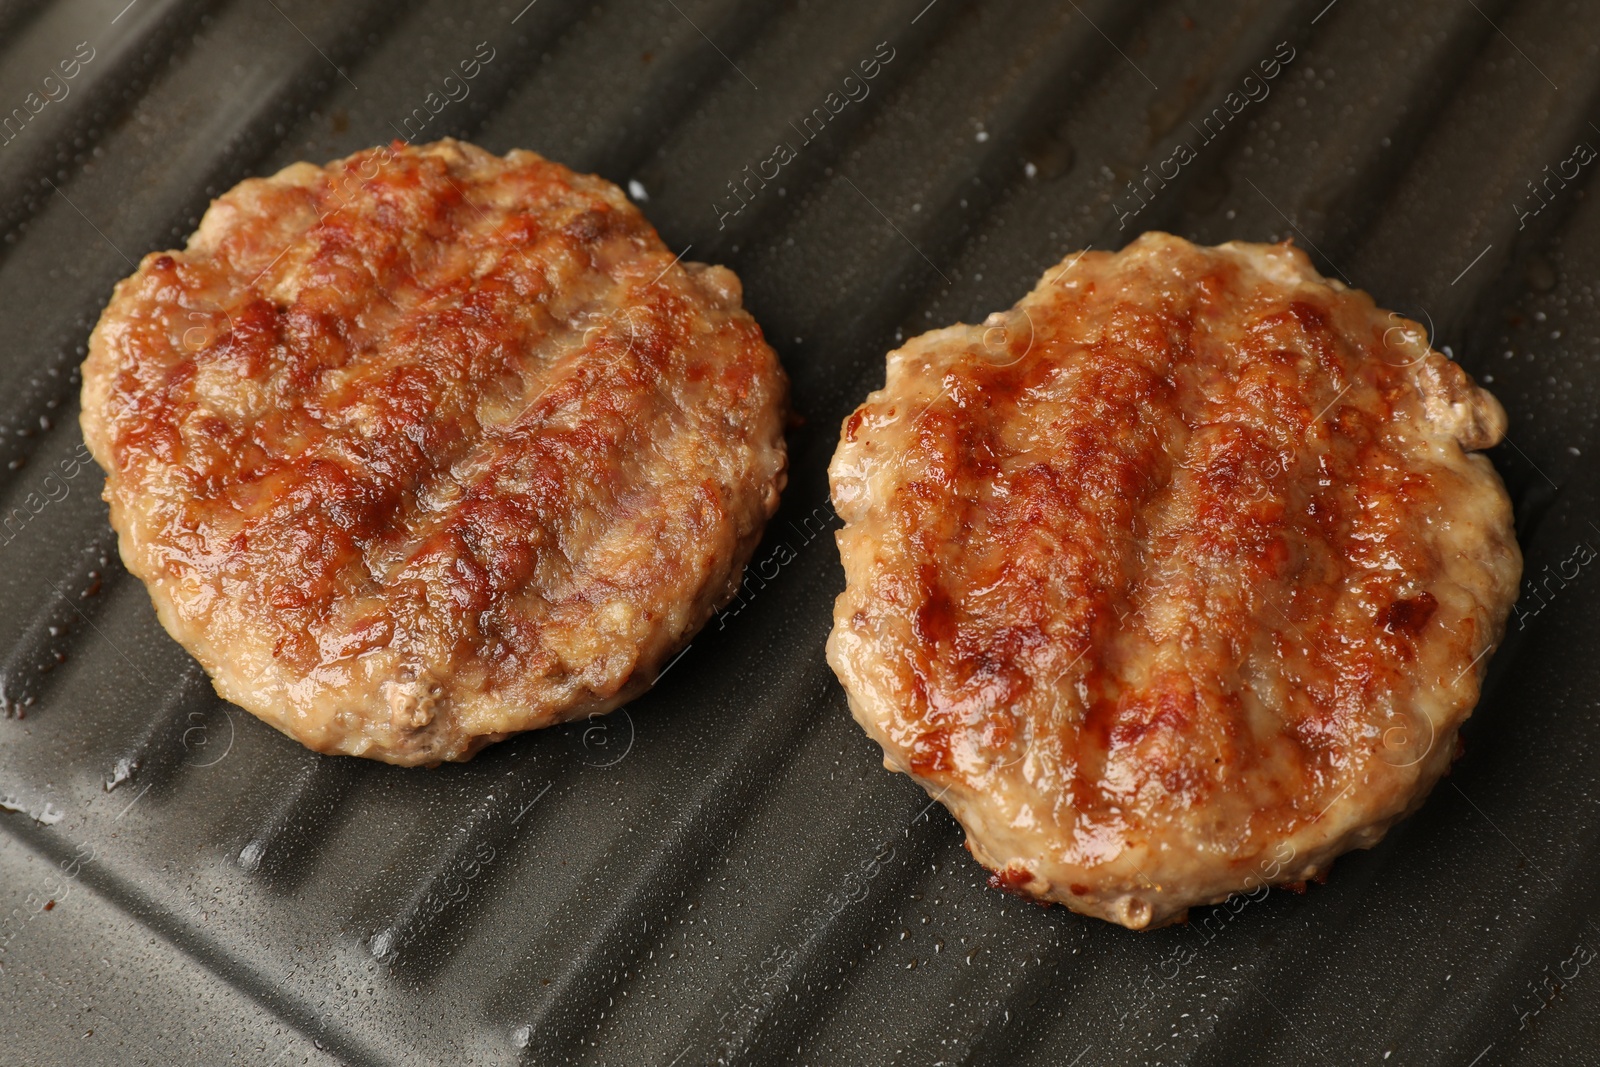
[827,233,1520,928]
[81,139,788,765]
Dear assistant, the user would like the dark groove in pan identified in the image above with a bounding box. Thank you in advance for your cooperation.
[0,526,115,717]
[679,0,978,264]
[363,770,547,980]
[0,0,217,249]
[704,801,965,1065]
[103,661,216,795]
[0,813,395,1066]
[0,0,47,44]
[234,755,364,890]
[497,656,846,1064]
[604,0,819,185]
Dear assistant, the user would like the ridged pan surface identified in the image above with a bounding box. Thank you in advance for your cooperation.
[1,1,1597,1064]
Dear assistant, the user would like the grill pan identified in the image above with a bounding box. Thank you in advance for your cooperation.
[2,0,1599,1063]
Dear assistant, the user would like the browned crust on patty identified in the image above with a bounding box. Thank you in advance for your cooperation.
[81,139,787,765]
[827,232,1519,928]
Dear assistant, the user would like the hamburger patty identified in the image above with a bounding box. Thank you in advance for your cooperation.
[81,139,787,765]
[827,233,1520,928]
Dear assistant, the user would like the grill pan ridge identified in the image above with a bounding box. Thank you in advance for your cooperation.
[2,0,1599,1064]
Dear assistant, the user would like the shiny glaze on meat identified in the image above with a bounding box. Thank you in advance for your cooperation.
[82,140,787,764]
[828,233,1518,928]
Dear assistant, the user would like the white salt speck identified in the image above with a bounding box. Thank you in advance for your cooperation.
[627,180,648,201]
[1024,162,1038,178]
[975,130,989,142]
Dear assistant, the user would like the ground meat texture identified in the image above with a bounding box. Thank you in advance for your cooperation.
[827,233,1519,929]
[81,139,787,765]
